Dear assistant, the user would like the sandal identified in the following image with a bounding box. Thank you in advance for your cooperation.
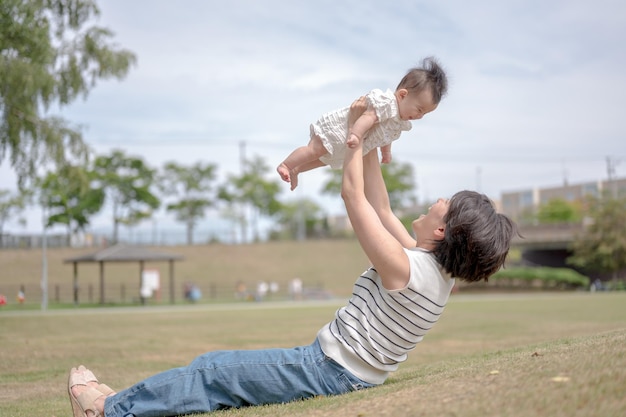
[77,365,116,396]
[68,368,105,417]
[74,386,105,417]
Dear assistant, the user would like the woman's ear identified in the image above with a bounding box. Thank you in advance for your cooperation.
[434,226,445,240]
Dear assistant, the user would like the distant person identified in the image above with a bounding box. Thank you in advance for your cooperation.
[183,283,202,302]
[288,277,303,300]
[277,56,448,190]
[255,281,269,301]
[17,285,25,304]
[67,98,516,417]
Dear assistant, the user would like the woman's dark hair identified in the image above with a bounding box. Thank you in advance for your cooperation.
[432,190,517,282]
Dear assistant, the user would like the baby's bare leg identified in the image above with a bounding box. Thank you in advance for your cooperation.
[288,159,325,191]
[277,135,327,185]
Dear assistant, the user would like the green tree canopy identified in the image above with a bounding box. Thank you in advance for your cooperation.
[159,161,218,245]
[0,0,136,187]
[272,197,326,240]
[0,188,30,245]
[93,149,159,243]
[218,155,282,242]
[536,198,582,224]
[38,163,104,237]
[321,159,417,211]
[567,196,626,279]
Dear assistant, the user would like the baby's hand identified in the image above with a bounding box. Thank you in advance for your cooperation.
[380,144,392,163]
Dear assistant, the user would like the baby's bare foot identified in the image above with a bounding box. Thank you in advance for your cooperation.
[290,173,299,191]
[277,163,291,182]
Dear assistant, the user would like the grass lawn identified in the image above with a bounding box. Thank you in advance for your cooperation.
[1,292,625,417]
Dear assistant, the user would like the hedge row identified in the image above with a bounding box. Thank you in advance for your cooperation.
[491,267,590,289]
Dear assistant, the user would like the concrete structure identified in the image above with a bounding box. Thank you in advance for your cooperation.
[500,177,626,224]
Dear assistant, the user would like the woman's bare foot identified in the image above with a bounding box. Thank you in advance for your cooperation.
[69,367,107,417]
[77,365,117,397]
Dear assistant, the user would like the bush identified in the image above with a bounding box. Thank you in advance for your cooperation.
[491,267,590,289]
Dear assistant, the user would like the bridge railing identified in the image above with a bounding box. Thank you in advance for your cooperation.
[513,223,585,248]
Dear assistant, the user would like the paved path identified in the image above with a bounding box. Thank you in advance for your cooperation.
[1,291,610,318]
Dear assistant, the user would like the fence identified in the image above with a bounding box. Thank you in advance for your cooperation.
[0,279,330,308]
[0,227,243,250]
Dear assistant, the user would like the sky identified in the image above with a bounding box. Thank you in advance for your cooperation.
[1,0,625,237]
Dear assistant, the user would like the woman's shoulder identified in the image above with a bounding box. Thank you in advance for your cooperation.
[403,248,454,298]
[403,248,449,278]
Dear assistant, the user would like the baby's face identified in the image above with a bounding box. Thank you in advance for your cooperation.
[396,89,437,121]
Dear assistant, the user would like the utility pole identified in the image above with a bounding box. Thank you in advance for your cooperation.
[239,141,247,243]
[606,156,620,199]
[239,141,246,174]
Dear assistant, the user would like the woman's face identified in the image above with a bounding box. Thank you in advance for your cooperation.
[412,198,449,240]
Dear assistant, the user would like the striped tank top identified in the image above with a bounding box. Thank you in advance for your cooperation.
[317,247,455,384]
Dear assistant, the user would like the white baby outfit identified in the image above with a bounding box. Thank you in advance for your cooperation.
[311,88,412,169]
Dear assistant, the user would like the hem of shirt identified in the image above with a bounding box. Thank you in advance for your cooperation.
[316,327,390,385]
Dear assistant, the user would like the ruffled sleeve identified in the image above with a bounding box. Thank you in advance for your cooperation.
[366,89,399,122]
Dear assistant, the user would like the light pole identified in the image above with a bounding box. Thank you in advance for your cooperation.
[41,206,48,311]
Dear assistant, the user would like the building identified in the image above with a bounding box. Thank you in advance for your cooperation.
[501,177,626,224]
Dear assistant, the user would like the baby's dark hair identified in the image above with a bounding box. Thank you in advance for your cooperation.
[432,190,517,283]
[397,57,448,104]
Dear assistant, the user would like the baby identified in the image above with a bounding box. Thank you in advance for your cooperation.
[277,57,448,190]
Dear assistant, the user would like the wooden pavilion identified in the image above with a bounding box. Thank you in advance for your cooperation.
[64,245,184,305]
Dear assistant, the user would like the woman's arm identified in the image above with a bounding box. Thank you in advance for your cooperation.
[342,124,410,290]
[346,106,377,148]
[362,150,417,248]
[347,97,416,249]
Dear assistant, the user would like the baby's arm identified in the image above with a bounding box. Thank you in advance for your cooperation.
[380,143,392,164]
[347,107,377,148]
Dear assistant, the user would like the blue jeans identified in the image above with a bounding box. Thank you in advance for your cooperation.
[104,338,376,417]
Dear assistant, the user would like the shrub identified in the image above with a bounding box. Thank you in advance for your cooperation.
[491,267,589,289]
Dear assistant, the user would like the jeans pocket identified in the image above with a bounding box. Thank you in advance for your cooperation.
[336,373,367,393]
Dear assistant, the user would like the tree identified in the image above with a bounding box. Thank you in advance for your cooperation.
[567,196,626,282]
[0,0,136,187]
[321,159,417,211]
[0,189,30,246]
[271,197,326,240]
[93,150,159,243]
[536,198,582,224]
[218,155,282,242]
[38,164,104,239]
[159,161,218,245]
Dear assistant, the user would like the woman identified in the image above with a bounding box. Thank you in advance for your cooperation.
[68,99,516,417]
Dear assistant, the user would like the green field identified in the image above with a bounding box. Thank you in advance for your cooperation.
[1,242,625,416]
[1,293,625,417]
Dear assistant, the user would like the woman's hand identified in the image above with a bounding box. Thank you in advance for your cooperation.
[348,96,368,126]
[347,96,369,148]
